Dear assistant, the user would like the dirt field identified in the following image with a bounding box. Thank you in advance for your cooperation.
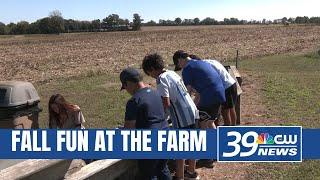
[1,25,320,83]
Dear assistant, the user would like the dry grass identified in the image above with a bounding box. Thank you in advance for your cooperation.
[1,25,320,83]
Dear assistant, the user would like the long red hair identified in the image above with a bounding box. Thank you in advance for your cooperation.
[48,94,78,128]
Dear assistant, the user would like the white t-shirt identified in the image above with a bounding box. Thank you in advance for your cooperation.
[156,70,198,128]
[203,59,236,89]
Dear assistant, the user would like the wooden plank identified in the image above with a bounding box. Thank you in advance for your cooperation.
[0,159,73,180]
[65,159,138,180]
[230,66,241,79]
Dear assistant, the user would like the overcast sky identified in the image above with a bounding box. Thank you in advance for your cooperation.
[1,0,319,24]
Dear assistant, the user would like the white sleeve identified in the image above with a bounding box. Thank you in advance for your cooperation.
[74,110,85,125]
[157,76,170,98]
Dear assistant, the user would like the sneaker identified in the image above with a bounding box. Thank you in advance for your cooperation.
[184,171,200,180]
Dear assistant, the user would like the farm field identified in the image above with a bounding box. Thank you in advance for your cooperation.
[1,25,320,83]
[32,51,320,179]
[1,25,320,179]
[199,52,320,180]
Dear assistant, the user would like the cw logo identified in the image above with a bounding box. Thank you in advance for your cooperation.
[222,131,298,158]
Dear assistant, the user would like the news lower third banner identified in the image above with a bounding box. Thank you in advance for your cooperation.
[0,126,319,162]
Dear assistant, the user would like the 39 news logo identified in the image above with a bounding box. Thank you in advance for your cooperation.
[217,126,302,162]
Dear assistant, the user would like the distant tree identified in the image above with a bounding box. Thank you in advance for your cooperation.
[295,16,309,24]
[91,19,101,30]
[125,19,130,25]
[230,18,240,25]
[223,18,231,25]
[182,19,194,25]
[0,22,5,35]
[281,17,289,25]
[266,20,272,24]
[132,13,143,30]
[240,20,248,24]
[262,19,266,24]
[309,17,320,24]
[80,21,91,31]
[194,18,200,25]
[103,14,121,27]
[201,17,217,25]
[174,17,182,25]
[49,10,62,18]
[145,20,157,26]
[38,18,51,34]
[48,10,65,33]
[7,23,17,34]
[16,21,29,34]
[159,19,175,26]
[288,17,295,24]
[118,18,129,26]
[64,19,81,32]
[249,20,259,24]
[27,22,41,34]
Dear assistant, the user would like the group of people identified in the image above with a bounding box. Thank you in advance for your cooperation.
[47,50,238,180]
[121,50,238,180]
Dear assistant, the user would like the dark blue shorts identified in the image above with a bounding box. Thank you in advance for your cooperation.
[198,104,221,122]
[223,83,237,109]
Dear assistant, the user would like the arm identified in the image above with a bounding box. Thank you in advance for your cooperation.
[194,91,200,106]
[187,85,200,106]
[157,76,170,109]
[162,97,170,109]
[124,99,137,129]
[186,85,193,95]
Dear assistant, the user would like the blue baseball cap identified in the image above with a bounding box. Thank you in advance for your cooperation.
[119,68,143,90]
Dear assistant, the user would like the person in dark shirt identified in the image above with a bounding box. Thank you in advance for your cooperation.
[173,50,226,169]
[120,67,171,180]
[173,50,226,129]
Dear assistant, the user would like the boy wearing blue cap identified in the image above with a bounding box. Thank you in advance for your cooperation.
[120,67,171,180]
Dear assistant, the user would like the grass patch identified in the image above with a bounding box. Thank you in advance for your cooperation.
[35,73,130,129]
[34,70,156,129]
[241,52,320,179]
[242,53,320,127]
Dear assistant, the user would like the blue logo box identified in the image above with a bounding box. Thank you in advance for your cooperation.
[217,126,302,162]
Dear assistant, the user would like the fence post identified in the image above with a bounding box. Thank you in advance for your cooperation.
[236,50,239,68]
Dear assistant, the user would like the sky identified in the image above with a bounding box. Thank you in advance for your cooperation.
[0,0,319,24]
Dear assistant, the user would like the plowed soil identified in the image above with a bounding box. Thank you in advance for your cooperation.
[1,25,320,83]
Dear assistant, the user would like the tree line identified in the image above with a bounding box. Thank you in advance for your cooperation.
[1,13,320,35]
[144,16,320,26]
[0,11,142,35]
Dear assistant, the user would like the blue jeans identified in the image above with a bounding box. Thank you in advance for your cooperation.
[137,159,172,180]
